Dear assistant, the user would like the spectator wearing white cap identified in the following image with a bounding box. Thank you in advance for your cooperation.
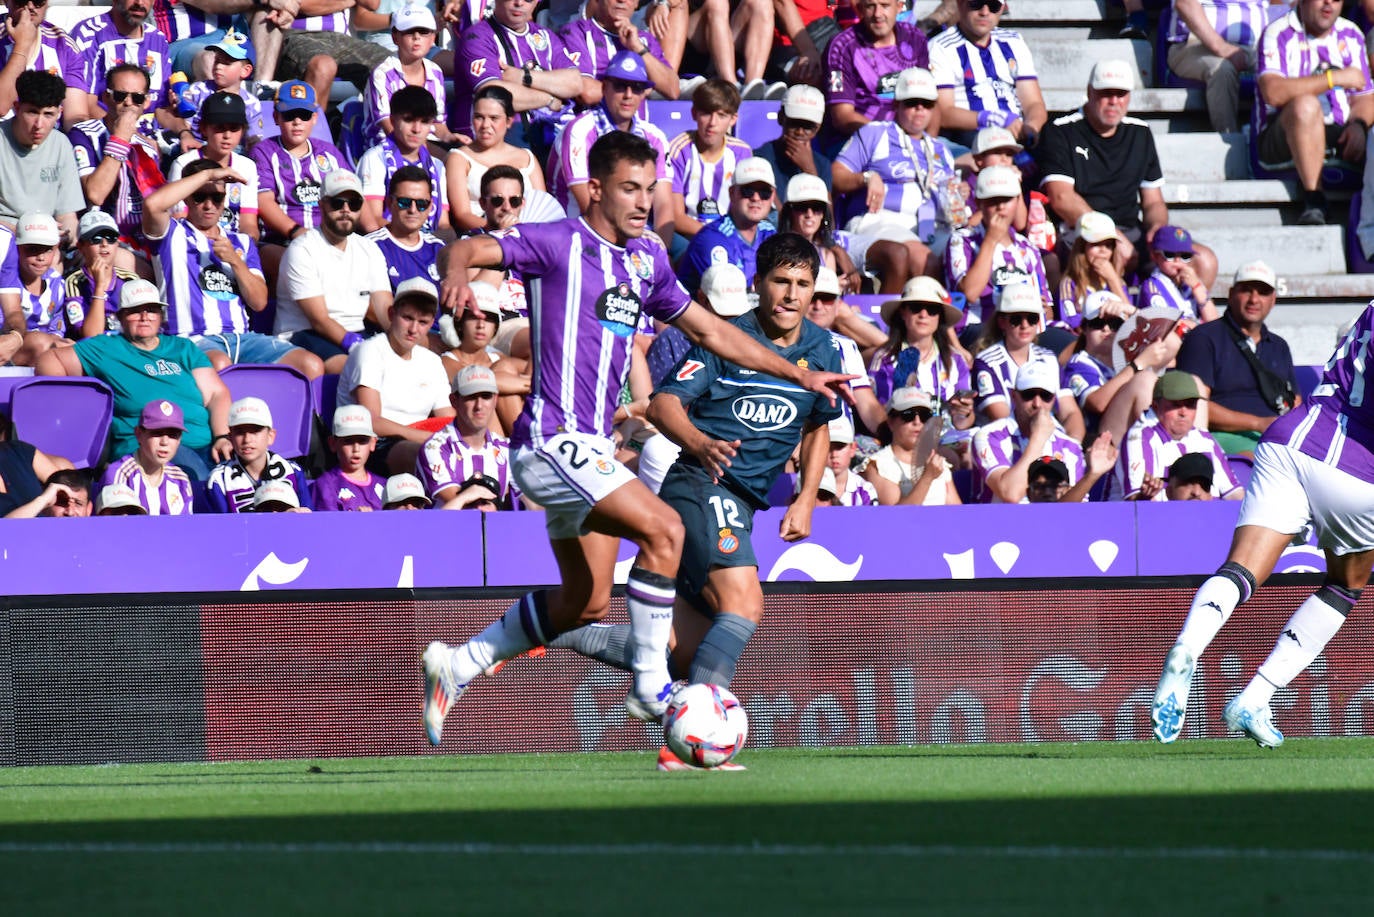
[666,79,755,244]
[861,387,961,506]
[362,6,456,148]
[1056,211,1131,328]
[971,360,1086,503]
[417,364,515,511]
[928,0,1047,149]
[274,168,393,374]
[1036,59,1218,291]
[678,156,777,290]
[779,174,862,297]
[382,472,432,509]
[831,68,957,295]
[645,262,750,389]
[1174,260,1299,455]
[946,165,1051,330]
[338,277,456,474]
[95,483,147,516]
[8,212,66,366]
[251,478,308,512]
[963,126,1025,233]
[750,84,834,205]
[62,211,138,341]
[312,404,387,512]
[1063,289,1157,434]
[804,263,885,435]
[825,415,878,507]
[437,280,522,411]
[205,396,314,513]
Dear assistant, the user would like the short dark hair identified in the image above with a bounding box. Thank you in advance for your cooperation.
[388,164,432,197]
[480,164,524,198]
[587,131,658,185]
[692,78,740,115]
[182,158,220,180]
[45,468,92,495]
[391,85,438,121]
[473,84,515,119]
[104,63,151,93]
[16,71,66,109]
[755,232,820,284]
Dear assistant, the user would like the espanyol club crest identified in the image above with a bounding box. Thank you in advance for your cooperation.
[717,528,739,554]
[628,250,653,280]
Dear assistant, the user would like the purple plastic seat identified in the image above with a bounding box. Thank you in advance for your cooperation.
[644,100,694,141]
[219,364,313,459]
[734,101,782,148]
[0,366,36,415]
[311,373,340,423]
[8,376,114,469]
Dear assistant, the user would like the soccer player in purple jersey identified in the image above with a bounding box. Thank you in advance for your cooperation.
[1152,301,1374,748]
[422,132,853,743]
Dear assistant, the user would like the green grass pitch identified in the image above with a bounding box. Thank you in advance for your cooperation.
[4,739,1374,916]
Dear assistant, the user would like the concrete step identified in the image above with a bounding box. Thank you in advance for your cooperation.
[1043,87,1199,115]
[1212,273,1374,301]
[1032,37,1153,90]
[1169,208,1284,229]
[1156,132,1250,182]
[1268,302,1369,365]
[1204,226,1347,277]
[912,0,1114,23]
[1164,180,1297,206]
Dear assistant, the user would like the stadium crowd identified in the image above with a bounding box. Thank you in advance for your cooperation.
[0,0,1338,517]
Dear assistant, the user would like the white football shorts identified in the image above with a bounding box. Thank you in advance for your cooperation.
[1237,441,1374,555]
[512,432,639,540]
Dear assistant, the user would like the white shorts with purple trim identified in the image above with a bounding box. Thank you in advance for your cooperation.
[512,433,639,540]
[1237,441,1374,556]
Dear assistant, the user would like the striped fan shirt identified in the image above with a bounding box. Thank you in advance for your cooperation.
[1257,11,1373,132]
[100,454,194,515]
[667,133,754,225]
[928,25,1038,116]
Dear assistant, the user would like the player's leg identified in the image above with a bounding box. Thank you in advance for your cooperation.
[687,565,763,686]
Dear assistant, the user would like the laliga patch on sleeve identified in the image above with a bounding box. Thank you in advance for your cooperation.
[675,359,705,381]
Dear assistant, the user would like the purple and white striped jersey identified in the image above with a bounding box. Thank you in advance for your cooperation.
[168,149,260,235]
[366,228,444,290]
[1165,0,1269,48]
[357,138,448,233]
[1064,349,1114,409]
[559,16,668,79]
[1257,12,1372,132]
[667,132,754,224]
[836,471,879,507]
[364,56,447,147]
[20,267,66,335]
[496,218,692,448]
[251,137,348,236]
[1267,303,1374,482]
[835,123,957,233]
[206,451,313,513]
[151,217,262,337]
[99,454,194,515]
[417,424,512,501]
[0,225,17,297]
[290,10,348,32]
[0,21,84,88]
[69,14,171,109]
[1137,271,1202,319]
[1110,411,1238,501]
[311,467,387,512]
[69,120,161,242]
[181,81,267,141]
[945,225,1051,326]
[63,266,135,338]
[454,19,578,134]
[548,108,671,215]
[928,26,1038,116]
[972,415,1085,503]
[972,343,1065,413]
[152,0,233,42]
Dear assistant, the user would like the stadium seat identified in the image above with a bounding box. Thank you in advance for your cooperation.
[1293,364,1324,397]
[219,364,314,459]
[733,102,782,148]
[1227,454,1254,489]
[311,373,340,422]
[0,365,35,415]
[7,376,114,469]
[644,100,694,140]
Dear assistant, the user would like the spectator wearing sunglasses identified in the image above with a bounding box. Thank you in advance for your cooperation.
[678,156,777,291]
[1137,224,1219,322]
[357,85,450,235]
[972,360,1085,503]
[1064,290,1151,432]
[928,0,1047,150]
[860,386,962,506]
[1056,211,1130,329]
[366,165,445,292]
[881,275,970,410]
[167,91,260,240]
[62,211,139,339]
[144,159,323,380]
[274,169,393,374]
[69,64,166,252]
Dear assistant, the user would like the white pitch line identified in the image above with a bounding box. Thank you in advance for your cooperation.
[1,841,1372,863]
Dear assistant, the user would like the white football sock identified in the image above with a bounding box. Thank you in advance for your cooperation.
[1240,593,1348,707]
[1176,575,1242,656]
[450,595,539,684]
[626,567,676,701]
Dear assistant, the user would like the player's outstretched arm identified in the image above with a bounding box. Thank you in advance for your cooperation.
[780,421,829,542]
[673,302,856,405]
[438,235,506,315]
[646,391,740,481]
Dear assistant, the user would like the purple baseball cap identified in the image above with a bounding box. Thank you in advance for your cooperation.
[139,399,185,432]
[1151,225,1193,254]
[606,49,650,86]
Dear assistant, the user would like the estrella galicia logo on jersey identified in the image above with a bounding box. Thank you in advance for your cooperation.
[717,528,739,554]
[595,283,642,337]
[200,264,239,301]
[675,359,705,381]
[296,178,321,205]
[629,250,653,280]
[732,394,798,431]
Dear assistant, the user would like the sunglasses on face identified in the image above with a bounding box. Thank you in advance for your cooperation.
[484,194,522,208]
[782,118,819,132]
[904,301,943,318]
[83,232,119,245]
[888,407,933,423]
[793,200,826,214]
[1004,312,1039,327]
[608,78,649,94]
[968,0,1004,10]
[108,89,147,105]
[737,184,772,200]
[812,293,838,304]
[899,98,936,109]
[1084,316,1124,332]
[393,196,432,212]
[190,189,226,205]
[326,194,363,212]
[1160,251,1193,262]
[278,110,313,122]
[1020,388,1056,403]
[121,304,162,316]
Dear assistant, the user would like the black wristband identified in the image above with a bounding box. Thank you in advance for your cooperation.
[213,433,231,443]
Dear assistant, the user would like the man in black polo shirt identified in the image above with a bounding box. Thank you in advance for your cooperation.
[1035,59,1217,288]
[1174,260,1300,456]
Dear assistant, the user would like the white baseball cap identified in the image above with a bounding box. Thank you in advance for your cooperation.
[997,282,1043,316]
[392,4,437,31]
[1015,359,1060,393]
[786,173,829,206]
[1089,59,1136,92]
[78,210,119,241]
[781,84,824,124]
[453,363,500,396]
[383,473,432,508]
[16,211,60,247]
[815,266,841,298]
[796,466,838,498]
[1233,260,1276,291]
[98,483,146,514]
[1082,289,1126,322]
[332,403,375,438]
[699,263,751,317]
[118,278,166,312]
[887,387,934,412]
[973,126,1022,155]
[394,276,439,310]
[252,479,300,511]
[732,157,776,188]
[975,165,1021,200]
[1077,211,1117,244]
[894,67,938,102]
[228,396,273,429]
[321,169,363,199]
[828,414,855,445]
[467,280,503,323]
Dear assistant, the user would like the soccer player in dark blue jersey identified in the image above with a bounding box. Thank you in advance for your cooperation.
[547,232,843,769]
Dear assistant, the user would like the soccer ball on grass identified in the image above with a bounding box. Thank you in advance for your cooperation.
[663,683,748,767]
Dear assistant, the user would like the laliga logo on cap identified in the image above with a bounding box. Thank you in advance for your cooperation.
[289,84,308,99]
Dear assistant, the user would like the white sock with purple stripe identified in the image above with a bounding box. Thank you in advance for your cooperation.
[449,591,546,684]
[625,567,676,702]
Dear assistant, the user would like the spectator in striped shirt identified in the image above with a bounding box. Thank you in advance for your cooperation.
[418,364,515,510]
[666,79,752,244]
[177,30,266,149]
[63,211,138,340]
[206,396,314,512]
[364,6,459,148]
[357,85,450,235]
[98,398,197,515]
[1166,0,1268,133]
[168,91,261,239]
[825,415,878,507]
[560,0,680,100]
[69,0,173,133]
[10,211,65,366]
[1110,370,1240,501]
